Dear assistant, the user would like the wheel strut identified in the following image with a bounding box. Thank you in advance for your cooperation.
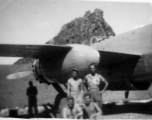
[52,83,65,94]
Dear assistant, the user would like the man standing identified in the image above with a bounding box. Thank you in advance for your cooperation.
[82,93,101,120]
[26,81,38,117]
[62,96,83,119]
[67,68,83,104]
[83,63,108,109]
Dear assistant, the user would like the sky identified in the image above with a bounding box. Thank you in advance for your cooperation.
[0,0,152,64]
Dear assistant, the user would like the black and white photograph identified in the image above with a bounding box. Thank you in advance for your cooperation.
[0,0,152,119]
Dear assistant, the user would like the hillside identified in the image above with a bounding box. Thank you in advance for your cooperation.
[47,8,115,45]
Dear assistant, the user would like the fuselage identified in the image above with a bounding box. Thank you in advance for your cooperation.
[92,24,152,83]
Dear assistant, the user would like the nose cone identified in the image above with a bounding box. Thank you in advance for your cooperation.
[86,47,100,66]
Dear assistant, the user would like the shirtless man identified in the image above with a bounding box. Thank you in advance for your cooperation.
[62,96,83,119]
[67,68,83,104]
[84,63,108,108]
[82,93,101,120]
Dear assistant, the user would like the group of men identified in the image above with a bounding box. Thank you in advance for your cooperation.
[63,63,109,119]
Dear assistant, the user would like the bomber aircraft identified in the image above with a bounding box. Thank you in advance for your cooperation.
[0,24,152,101]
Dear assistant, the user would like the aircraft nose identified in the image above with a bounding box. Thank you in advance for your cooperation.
[86,48,100,66]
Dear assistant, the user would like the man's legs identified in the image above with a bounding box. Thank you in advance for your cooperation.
[29,97,38,116]
[33,100,38,115]
[95,94,102,108]
[95,93,103,115]
[53,93,66,117]
[70,93,84,108]
[28,99,33,117]
[89,90,103,111]
[88,90,95,102]
[70,94,80,103]
[76,92,84,105]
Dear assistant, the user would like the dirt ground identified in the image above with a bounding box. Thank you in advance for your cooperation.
[0,64,152,119]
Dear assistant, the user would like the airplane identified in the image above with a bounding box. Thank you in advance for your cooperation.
[0,23,152,102]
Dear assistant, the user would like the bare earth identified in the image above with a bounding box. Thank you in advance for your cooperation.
[0,64,152,119]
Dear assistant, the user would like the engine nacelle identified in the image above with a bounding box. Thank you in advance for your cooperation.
[31,44,100,84]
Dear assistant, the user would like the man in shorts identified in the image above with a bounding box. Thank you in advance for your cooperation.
[82,92,101,120]
[83,63,108,109]
[62,96,83,119]
[67,68,83,104]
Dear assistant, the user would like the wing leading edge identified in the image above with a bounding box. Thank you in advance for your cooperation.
[0,44,72,58]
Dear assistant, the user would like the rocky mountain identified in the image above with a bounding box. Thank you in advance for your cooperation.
[14,8,115,65]
[47,8,115,45]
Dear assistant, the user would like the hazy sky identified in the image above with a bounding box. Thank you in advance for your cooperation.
[0,0,152,64]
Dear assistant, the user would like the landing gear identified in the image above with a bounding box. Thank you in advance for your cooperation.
[52,83,66,95]
[124,78,137,99]
[51,83,67,117]
[125,90,129,99]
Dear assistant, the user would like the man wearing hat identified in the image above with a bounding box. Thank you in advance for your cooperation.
[67,68,83,105]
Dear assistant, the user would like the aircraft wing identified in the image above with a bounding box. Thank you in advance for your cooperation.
[98,50,141,81]
[97,50,142,90]
[0,44,72,58]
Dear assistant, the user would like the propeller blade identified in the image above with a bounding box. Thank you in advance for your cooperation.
[7,71,33,80]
